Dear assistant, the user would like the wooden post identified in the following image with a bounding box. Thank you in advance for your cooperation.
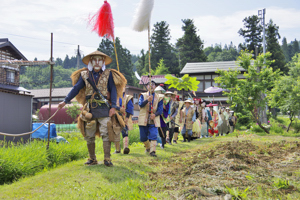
[47,33,54,150]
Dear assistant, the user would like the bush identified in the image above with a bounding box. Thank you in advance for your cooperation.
[250,124,265,133]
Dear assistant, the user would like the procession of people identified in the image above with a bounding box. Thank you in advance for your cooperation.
[56,50,237,167]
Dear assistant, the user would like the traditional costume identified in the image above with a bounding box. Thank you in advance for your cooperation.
[173,96,183,143]
[64,50,126,166]
[158,94,170,149]
[180,99,196,142]
[192,98,201,138]
[138,80,163,157]
[207,103,219,136]
[114,90,134,154]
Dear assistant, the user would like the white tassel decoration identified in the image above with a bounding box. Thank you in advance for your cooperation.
[132,0,154,32]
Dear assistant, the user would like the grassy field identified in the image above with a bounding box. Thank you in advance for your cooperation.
[1,131,300,199]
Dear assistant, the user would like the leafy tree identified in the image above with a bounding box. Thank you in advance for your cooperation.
[165,74,200,98]
[136,49,148,76]
[291,39,300,57]
[176,19,207,68]
[65,102,81,123]
[151,21,179,75]
[153,58,169,75]
[281,37,289,62]
[268,53,300,131]
[215,50,280,134]
[265,19,287,73]
[238,15,262,57]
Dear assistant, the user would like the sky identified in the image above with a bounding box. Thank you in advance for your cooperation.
[1,0,300,61]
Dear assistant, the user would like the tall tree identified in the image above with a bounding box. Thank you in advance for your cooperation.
[150,21,179,75]
[176,19,207,69]
[136,49,148,76]
[153,58,169,75]
[265,19,287,73]
[98,37,135,86]
[292,39,300,57]
[238,15,262,57]
[281,37,289,62]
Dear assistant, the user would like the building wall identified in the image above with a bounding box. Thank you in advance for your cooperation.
[0,92,32,142]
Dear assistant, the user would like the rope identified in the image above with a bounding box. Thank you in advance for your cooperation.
[0,109,59,137]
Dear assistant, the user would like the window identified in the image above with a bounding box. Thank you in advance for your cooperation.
[197,75,204,80]
[212,75,218,79]
[205,81,211,89]
[133,93,138,99]
[205,75,211,80]
[197,82,203,92]
[212,81,218,87]
[6,70,15,83]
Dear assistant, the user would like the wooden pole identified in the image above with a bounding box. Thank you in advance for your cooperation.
[47,33,54,150]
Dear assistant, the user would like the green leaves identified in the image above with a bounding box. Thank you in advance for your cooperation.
[165,74,200,91]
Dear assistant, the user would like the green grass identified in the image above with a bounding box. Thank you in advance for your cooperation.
[1,120,300,199]
[0,135,201,200]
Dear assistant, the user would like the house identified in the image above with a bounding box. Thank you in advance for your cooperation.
[180,61,247,104]
[0,38,32,142]
[30,85,147,123]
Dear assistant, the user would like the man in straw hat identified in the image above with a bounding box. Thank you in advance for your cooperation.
[58,50,126,167]
[138,80,164,157]
[179,99,196,142]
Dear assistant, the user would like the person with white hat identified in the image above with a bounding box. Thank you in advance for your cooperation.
[179,99,196,142]
[138,80,164,157]
[58,50,126,167]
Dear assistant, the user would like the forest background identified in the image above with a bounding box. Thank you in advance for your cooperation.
[19,15,300,90]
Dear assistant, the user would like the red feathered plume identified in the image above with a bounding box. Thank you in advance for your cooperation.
[89,0,114,41]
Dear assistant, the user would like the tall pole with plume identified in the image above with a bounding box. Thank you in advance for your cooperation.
[88,0,120,71]
[132,0,154,110]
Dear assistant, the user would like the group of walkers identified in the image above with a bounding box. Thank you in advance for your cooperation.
[57,50,237,167]
[137,80,238,157]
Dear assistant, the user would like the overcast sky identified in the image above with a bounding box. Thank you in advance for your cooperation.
[1,0,300,61]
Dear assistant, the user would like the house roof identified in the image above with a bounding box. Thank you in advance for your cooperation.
[139,74,176,85]
[180,61,247,74]
[0,83,31,93]
[0,38,27,61]
[30,87,72,98]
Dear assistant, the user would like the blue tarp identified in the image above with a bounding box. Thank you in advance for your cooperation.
[31,123,57,139]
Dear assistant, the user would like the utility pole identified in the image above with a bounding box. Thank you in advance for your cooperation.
[258,8,268,124]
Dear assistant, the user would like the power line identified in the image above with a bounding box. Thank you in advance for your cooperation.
[0,31,96,48]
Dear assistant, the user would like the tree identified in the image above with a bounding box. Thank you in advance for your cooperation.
[215,50,281,134]
[165,74,200,98]
[265,19,287,73]
[238,15,262,57]
[98,37,135,86]
[65,102,81,123]
[151,21,179,75]
[136,49,148,76]
[268,53,300,131]
[176,19,207,68]
[153,58,169,75]
[281,37,289,62]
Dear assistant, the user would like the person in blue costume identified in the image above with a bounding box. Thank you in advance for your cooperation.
[113,87,134,154]
[58,50,126,167]
[138,80,164,157]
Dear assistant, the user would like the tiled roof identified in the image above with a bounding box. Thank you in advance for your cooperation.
[29,87,72,98]
[180,61,248,74]
[139,74,176,85]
